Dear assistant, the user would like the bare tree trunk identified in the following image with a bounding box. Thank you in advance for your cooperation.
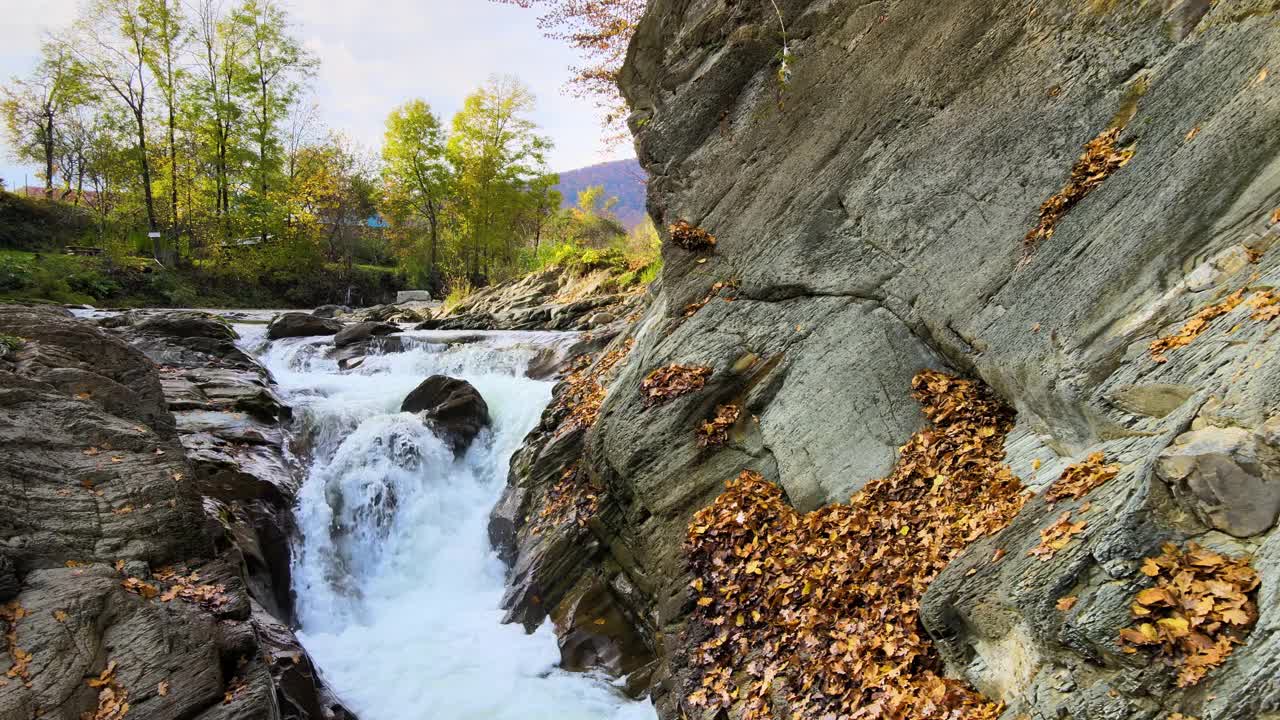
[43,115,55,199]
[135,108,159,240]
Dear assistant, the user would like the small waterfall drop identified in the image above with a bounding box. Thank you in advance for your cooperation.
[239,326,655,720]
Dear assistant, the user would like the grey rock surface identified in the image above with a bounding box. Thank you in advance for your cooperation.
[267,312,343,339]
[1157,425,1280,537]
[489,1,1280,718]
[333,321,399,348]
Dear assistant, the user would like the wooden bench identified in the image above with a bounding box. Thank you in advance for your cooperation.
[64,246,104,256]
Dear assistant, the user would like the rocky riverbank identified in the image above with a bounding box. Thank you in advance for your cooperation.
[0,306,351,720]
[486,1,1280,719]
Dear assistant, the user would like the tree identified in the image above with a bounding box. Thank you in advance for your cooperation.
[140,0,186,233]
[231,0,316,222]
[65,0,162,242]
[448,75,553,279]
[1,43,86,199]
[190,0,246,231]
[290,133,376,268]
[495,0,645,142]
[381,99,451,283]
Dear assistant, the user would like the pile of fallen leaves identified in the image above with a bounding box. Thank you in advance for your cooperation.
[1045,451,1118,502]
[121,567,228,612]
[1119,543,1259,687]
[88,660,130,720]
[1,601,31,687]
[683,371,1027,719]
[1024,127,1135,257]
[153,567,230,612]
[696,404,740,447]
[670,221,717,252]
[641,364,712,407]
[1150,289,1246,362]
[535,465,601,533]
[553,338,635,434]
[1028,508,1088,561]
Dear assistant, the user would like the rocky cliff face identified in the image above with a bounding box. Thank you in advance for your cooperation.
[494,1,1280,719]
[0,307,349,720]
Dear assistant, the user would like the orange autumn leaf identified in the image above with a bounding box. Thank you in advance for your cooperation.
[1119,543,1259,686]
[1045,452,1118,503]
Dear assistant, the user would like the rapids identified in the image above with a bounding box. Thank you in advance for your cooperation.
[238,325,655,720]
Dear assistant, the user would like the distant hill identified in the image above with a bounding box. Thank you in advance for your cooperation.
[555,158,649,229]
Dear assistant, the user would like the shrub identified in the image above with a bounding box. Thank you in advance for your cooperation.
[0,257,33,292]
[0,334,22,357]
[442,277,475,313]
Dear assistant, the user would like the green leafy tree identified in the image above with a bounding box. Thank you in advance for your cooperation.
[140,0,186,233]
[190,0,248,234]
[448,75,553,280]
[65,0,162,242]
[231,0,316,234]
[381,99,451,286]
[1,43,87,199]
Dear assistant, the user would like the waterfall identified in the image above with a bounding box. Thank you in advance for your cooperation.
[239,326,655,720]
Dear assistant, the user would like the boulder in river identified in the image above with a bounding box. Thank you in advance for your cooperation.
[401,375,491,454]
[334,321,400,348]
[133,310,237,341]
[267,312,343,339]
[311,304,349,319]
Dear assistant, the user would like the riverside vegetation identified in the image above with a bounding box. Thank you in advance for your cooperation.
[1,0,658,308]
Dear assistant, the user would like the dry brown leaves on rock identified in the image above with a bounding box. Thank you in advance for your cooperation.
[121,578,160,600]
[2,601,31,685]
[1119,543,1259,687]
[87,660,129,720]
[641,364,712,407]
[1149,289,1245,362]
[1247,290,1280,322]
[683,371,1026,720]
[153,567,230,612]
[669,221,717,252]
[553,338,635,434]
[535,465,600,533]
[122,568,228,611]
[1027,511,1087,561]
[1045,451,1118,503]
[1024,127,1135,257]
[696,404,740,448]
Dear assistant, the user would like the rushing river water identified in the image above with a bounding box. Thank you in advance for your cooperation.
[236,325,655,720]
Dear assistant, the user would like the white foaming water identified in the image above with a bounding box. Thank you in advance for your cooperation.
[240,326,656,720]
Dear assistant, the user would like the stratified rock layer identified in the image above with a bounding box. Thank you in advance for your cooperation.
[493,2,1280,719]
[0,307,350,720]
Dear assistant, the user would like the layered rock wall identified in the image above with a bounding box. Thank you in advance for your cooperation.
[494,2,1280,719]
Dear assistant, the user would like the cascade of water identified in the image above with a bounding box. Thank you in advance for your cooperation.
[240,326,654,720]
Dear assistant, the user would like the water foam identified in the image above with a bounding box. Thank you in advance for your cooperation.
[241,326,654,720]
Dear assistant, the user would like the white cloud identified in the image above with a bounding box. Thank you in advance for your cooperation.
[0,0,632,187]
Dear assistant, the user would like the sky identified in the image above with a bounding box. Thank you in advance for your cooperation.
[0,0,632,190]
